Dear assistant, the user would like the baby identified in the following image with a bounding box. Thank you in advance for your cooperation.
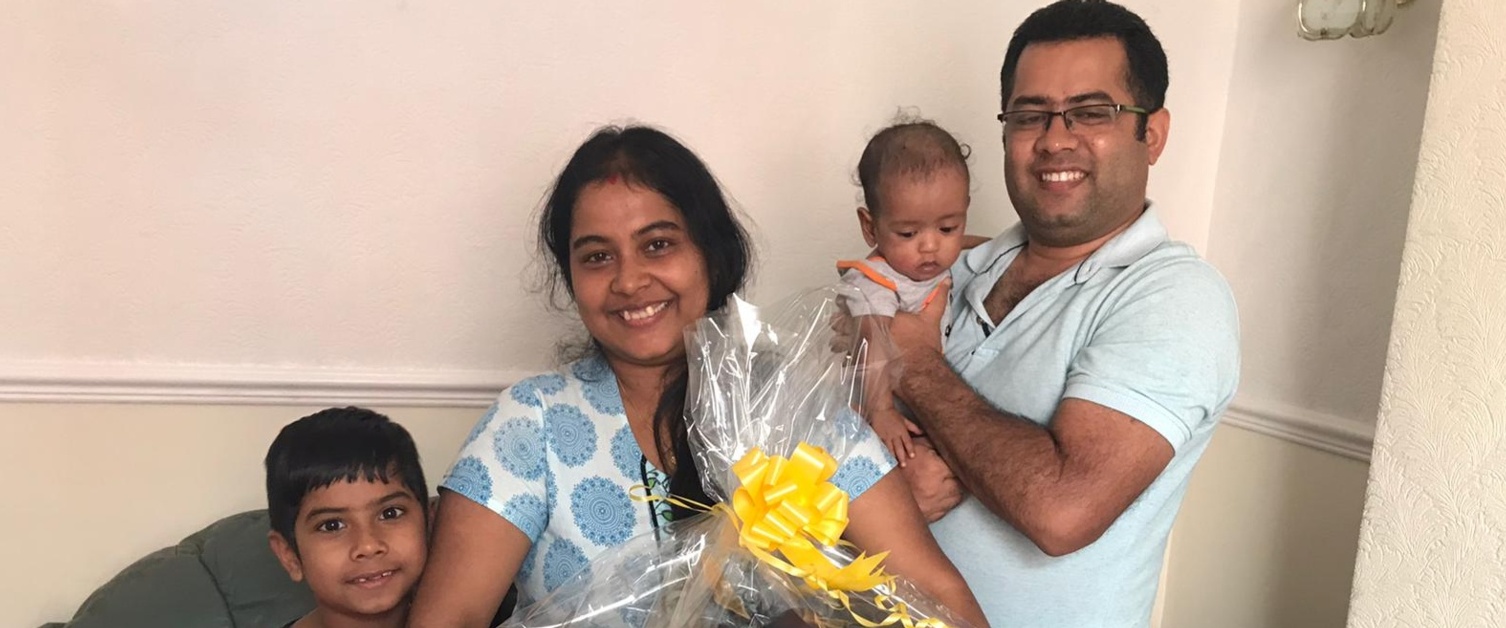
[838,119,971,464]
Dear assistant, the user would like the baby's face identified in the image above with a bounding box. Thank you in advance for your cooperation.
[861,168,969,282]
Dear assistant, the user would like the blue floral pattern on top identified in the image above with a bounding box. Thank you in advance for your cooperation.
[509,380,546,408]
[581,375,625,415]
[517,542,540,582]
[544,466,558,511]
[570,476,636,547]
[445,456,493,506]
[494,417,546,481]
[502,493,549,540]
[571,355,612,382]
[542,537,590,592]
[463,404,499,449]
[439,355,898,606]
[532,373,567,395]
[544,404,597,467]
[610,425,640,478]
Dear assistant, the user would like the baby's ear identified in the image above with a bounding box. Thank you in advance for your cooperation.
[857,207,879,248]
[268,530,305,583]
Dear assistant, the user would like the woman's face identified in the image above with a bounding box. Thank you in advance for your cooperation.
[568,180,710,372]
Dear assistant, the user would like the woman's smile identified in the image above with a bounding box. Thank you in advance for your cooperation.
[615,300,671,324]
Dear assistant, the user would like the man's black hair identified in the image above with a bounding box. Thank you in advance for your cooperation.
[264,406,427,554]
[1000,0,1169,138]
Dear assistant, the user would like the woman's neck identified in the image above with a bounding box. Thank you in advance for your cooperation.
[612,361,672,403]
[604,355,681,470]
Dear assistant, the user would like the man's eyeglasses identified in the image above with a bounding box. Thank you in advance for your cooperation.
[996,103,1152,136]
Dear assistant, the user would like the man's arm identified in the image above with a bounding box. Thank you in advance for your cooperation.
[889,262,1238,556]
[895,345,1171,556]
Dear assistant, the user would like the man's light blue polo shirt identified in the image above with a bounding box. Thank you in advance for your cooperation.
[931,206,1239,628]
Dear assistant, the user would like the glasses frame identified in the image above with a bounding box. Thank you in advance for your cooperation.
[996,103,1154,135]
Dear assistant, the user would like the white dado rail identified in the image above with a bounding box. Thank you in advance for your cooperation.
[0,360,1378,462]
[1222,398,1375,462]
[0,360,522,407]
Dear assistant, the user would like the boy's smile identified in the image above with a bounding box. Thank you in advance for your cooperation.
[270,476,428,626]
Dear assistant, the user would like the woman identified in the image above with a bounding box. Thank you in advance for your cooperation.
[408,126,986,627]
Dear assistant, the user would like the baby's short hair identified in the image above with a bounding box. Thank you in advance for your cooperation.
[264,406,427,553]
[857,115,971,217]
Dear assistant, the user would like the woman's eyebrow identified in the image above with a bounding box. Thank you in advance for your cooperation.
[570,234,607,250]
[634,221,683,237]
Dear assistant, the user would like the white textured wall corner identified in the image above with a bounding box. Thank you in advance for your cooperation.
[1348,0,1506,625]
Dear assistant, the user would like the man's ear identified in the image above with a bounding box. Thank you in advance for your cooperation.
[268,530,305,583]
[857,207,879,248]
[1144,107,1170,165]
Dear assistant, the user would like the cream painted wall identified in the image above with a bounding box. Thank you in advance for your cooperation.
[1160,0,1441,626]
[0,0,1237,386]
[0,403,481,628]
[1205,0,1440,425]
[1163,425,1371,628]
[1348,0,1506,624]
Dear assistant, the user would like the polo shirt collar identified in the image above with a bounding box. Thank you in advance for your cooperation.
[964,201,1169,285]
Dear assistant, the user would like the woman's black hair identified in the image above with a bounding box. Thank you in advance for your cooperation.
[537,125,752,517]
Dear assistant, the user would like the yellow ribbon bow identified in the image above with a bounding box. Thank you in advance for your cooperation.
[729,444,893,594]
[633,443,953,628]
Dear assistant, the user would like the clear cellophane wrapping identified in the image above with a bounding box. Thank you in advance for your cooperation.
[503,287,974,628]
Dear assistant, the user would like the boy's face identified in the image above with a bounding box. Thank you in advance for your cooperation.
[269,477,428,623]
[859,167,969,282]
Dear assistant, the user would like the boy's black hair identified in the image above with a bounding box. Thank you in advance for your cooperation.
[264,406,427,554]
[857,116,971,218]
[1000,0,1168,139]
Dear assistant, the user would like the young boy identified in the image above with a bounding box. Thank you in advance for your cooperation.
[838,119,972,465]
[265,407,429,628]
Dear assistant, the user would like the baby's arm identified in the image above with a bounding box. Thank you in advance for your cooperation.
[856,314,919,465]
[837,264,918,463]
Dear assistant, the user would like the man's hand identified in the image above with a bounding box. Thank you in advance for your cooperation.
[899,437,965,522]
[890,279,950,358]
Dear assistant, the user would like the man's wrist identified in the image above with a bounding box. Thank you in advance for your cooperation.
[897,346,948,402]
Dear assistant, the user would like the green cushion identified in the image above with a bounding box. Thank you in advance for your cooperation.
[55,510,313,628]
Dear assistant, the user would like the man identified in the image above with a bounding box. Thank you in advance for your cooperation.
[887,1,1240,626]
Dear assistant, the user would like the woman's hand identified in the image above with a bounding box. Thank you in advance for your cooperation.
[408,491,533,628]
[844,472,990,627]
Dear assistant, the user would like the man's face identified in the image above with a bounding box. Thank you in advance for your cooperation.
[1002,37,1169,248]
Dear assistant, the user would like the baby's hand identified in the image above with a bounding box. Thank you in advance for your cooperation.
[869,408,919,466]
